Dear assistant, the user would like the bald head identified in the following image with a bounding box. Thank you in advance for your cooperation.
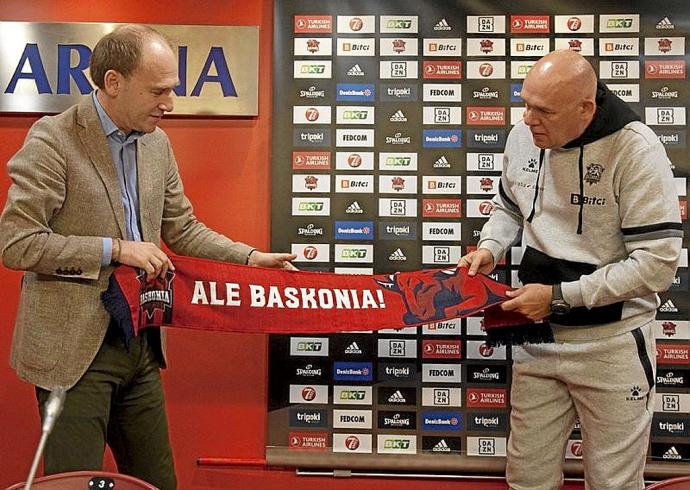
[520,50,599,148]
[528,50,597,103]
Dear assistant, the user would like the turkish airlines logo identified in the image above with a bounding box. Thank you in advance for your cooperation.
[466,106,506,125]
[292,151,331,170]
[645,60,686,79]
[422,199,462,217]
[288,432,328,450]
[294,15,333,33]
[423,61,462,79]
[511,15,550,33]
[467,388,507,408]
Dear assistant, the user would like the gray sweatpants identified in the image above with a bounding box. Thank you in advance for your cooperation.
[506,322,656,490]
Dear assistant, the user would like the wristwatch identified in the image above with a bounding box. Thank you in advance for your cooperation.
[550,283,571,315]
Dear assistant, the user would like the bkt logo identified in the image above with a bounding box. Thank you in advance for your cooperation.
[297,342,321,352]
[340,390,366,400]
[341,249,367,259]
[333,385,373,406]
[290,337,329,356]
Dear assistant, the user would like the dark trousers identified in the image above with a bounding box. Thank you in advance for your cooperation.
[36,328,176,490]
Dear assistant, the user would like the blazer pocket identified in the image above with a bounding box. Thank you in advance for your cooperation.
[18,279,73,371]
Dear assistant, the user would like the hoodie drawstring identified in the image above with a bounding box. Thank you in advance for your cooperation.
[526,149,545,223]
[577,145,584,235]
[526,147,585,234]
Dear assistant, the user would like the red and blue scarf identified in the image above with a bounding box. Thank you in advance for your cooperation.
[102,255,544,346]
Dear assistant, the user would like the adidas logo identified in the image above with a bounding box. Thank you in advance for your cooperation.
[346,201,364,214]
[433,439,451,452]
[390,110,408,122]
[344,342,362,354]
[388,390,406,403]
[659,300,678,313]
[347,64,365,76]
[663,446,682,459]
[656,17,675,30]
[433,155,450,168]
[434,18,452,31]
[389,248,407,261]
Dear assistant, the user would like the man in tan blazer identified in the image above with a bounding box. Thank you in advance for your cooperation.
[0,25,294,489]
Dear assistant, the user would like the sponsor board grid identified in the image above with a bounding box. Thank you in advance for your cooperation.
[273,3,690,466]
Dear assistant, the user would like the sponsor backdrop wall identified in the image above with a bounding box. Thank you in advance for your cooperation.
[269,0,690,477]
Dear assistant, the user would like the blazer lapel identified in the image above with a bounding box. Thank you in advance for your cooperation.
[77,97,127,239]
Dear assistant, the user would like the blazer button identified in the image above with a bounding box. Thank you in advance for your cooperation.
[69,267,76,275]
[56,268,64,274]
[76,268,83,275]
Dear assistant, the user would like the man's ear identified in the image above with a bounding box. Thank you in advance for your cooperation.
[581,99,596,119]
[102,69,122,97]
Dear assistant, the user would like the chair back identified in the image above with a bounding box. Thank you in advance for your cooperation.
[645,476,690,490]
[5,471,159,490]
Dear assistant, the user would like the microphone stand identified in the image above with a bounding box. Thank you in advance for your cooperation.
[25,387,67,490]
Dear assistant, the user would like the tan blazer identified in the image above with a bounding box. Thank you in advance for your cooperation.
[0,97,252,389]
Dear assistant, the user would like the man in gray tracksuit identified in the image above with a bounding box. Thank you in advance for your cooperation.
[459,50,682,489]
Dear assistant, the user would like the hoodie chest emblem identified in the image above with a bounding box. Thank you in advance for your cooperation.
[584,163,604,185]
[521,157,539,174]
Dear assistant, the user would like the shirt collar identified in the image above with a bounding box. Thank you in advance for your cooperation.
[91,91,144,144]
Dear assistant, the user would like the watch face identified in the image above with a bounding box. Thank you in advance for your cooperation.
[551,302,570,315]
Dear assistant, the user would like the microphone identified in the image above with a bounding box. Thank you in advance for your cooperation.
[41,386,67,434]
[25,386,68,489]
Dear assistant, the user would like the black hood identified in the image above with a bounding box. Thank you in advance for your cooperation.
[563,81,641,149]
[527,81,641,236]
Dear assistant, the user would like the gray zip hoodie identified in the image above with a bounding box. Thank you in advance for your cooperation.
[479,82,683,342]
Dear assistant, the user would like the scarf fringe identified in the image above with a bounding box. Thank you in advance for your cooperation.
[101,274,135,347]
[485,322,554,347]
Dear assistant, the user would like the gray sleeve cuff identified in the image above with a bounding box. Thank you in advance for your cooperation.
[477,239,504,267]
[561,280,585,308]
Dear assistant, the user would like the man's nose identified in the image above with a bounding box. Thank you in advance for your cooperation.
[160,93,174,113]
[522,107,538,126]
